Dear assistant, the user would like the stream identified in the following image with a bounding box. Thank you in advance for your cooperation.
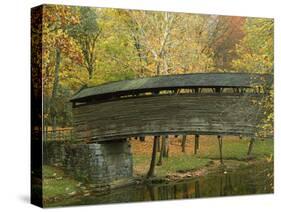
[48,161,273,207]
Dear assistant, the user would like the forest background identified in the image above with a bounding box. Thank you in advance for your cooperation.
[36,5,273,136]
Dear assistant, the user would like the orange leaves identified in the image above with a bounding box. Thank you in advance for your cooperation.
[43,5,83,67]
[43,5,80,28]
[41,5,84,97]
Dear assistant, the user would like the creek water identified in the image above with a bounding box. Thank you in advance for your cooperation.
[49,162,273,207]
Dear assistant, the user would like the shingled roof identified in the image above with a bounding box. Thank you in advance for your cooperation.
[70,72,273,102]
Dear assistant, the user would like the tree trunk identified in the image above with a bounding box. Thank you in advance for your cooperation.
[196,135,200,151]
[218,135,223,164]
[87,63,94,80]
[156,62,161,75]
[195,180,200,198]
[182,184,189,198]
[247,138,255,156]
[182,135,187,152]
[156,136,161,152]
[132,36,147,77]
[157,136,165,166]
[147,185,156,200]
[147,136,159,178]
[163,136,169,158]
[51,48,61,134]
[194,135,199,155]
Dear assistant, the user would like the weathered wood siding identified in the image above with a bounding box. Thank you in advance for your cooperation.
[73,94,263,142]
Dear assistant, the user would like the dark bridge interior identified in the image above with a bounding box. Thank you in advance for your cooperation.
[70,73,272,143]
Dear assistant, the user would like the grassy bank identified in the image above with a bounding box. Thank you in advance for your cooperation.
[43,166,90,205]
[134,154,210,177]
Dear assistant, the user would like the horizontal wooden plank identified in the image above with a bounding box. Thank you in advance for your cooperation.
[72,94,264,142]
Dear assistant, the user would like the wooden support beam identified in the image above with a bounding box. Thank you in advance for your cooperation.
[140,136,145,142]
[215,87,221,93]
[196,135,200,150]
[247,137,255,156]
[163,136,169,158]
[182,135,187,153]
[217,135,223,164]
[156,136,161,152]
[194,134,199,155]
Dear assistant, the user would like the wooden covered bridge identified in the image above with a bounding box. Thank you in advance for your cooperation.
[70,72,271,142]
[44,72,272,184]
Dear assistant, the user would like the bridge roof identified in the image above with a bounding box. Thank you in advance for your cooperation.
[70,72,272,102]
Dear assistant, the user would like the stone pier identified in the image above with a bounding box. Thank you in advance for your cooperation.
[43,139,133,185]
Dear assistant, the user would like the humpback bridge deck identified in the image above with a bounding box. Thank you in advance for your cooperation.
[70,73,272,143]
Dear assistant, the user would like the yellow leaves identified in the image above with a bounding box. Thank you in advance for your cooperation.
[266,154,273,163]
[232,17,274,137]
[232,18,273,74]
[42,6,83,69]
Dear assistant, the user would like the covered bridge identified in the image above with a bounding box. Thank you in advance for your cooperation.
[70,72,272,143]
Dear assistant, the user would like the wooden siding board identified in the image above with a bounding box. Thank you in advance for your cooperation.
[72,95,263,142]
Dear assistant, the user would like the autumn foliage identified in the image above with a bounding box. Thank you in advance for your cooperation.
[38,5,273,136]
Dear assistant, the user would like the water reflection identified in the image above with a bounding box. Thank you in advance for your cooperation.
[48,162,273,207]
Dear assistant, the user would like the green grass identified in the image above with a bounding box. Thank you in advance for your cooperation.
[43,166,80,199]
[43,165,64,178]
[198,139,273,160]
[156,156,210,176]
[133,154,210,177]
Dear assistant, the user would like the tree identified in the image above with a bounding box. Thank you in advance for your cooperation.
[121,10,178,76]
[85,8,139,85]
[169,14,215,73]
[232,18,274,137]
[68,7,101,81]
[42,5,83,131]
[97,10,217,83]
[115,10,150,77]
[232,18,273,73]
[207,16,246,70]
